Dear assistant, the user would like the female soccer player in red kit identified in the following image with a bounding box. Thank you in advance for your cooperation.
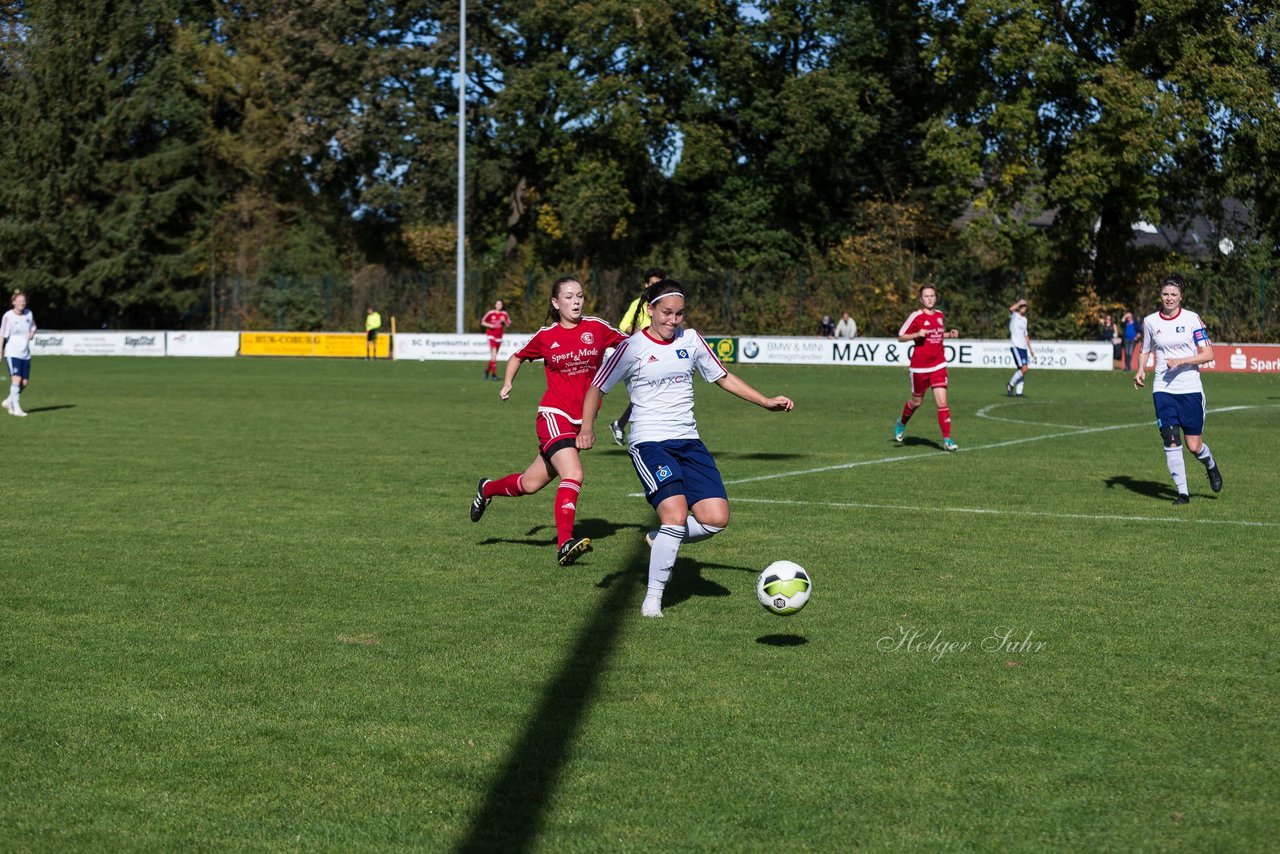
[894,285,960,451]
[481,298,511,380]
[470,277,626,566]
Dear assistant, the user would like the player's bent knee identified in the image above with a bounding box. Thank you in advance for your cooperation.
[1159,424,1180,448]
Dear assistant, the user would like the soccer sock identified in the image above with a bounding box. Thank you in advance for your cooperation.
[646,524,685,603]
[554,478,582,547]
[1194,444,1215,469]
[7,383,17,403]
[483,473,526,499]
[1165,447,1189,494]
[1009,369,1022,387]
[684,517,724,543]
[937,406,952,439]
[900,401,919,424]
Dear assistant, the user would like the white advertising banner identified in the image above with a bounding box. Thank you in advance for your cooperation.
[735,337,1114,371]
[32,331,166,357]
[393,332,537,361]
[166,331,241,357]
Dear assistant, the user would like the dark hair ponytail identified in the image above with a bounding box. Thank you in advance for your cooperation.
[546,276,581,324]
[642,278,685,307]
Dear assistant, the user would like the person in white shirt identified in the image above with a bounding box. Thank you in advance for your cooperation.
[1132,274,1222,504]
[1006,299,1034,396]
[579,279,794,618]
[834,312,857,339]
[1,290,37,417]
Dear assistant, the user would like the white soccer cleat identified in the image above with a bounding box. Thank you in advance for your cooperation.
[643,531,656,549]
[1,398,10,413]
[10,407,27,417]
[641,597,664,618]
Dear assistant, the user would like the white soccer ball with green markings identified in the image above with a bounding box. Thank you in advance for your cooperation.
[756,561,812,615]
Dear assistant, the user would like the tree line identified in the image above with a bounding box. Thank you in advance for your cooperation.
[1,1,1277,339]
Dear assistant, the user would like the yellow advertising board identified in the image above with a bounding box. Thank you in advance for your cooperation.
[240,333,391,358]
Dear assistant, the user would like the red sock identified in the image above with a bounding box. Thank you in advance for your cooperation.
[937,407,951,439]
[901,401,919,423]
[554,478,582,547]
[487,359,496,376]
[484,473,525,499]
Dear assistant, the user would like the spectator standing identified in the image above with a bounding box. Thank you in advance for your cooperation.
[817,315,836,338]
[1121,311,1140,371]
[834,312,857,339]
[365,307,382,360]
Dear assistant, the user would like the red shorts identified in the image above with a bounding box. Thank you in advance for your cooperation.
[486,334,503,349]
[910,367,948,397]
[536,411,579,458]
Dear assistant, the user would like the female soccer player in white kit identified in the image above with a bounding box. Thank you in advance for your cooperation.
[579,280,794,618]
[1132,274,1223,504]
[1,290,37,417]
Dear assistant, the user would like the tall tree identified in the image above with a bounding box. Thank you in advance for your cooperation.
[924,0,1280,306]
[0,0,212,326]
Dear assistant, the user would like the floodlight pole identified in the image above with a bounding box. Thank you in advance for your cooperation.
[455,0,467,334]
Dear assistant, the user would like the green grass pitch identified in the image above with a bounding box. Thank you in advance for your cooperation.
[2,356,1277,850]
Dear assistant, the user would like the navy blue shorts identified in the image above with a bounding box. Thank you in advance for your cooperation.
[1010,347,1029,367]
[629,439,728,509]
[1153,391,1205,436]
[5,357,30,380]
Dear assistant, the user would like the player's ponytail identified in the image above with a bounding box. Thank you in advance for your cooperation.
[546,276,581,324]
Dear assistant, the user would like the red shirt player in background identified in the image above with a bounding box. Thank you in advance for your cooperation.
[481,298,511,380]
[469,277,626,566]
[894,285,961,451]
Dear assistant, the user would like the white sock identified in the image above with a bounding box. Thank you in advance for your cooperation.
[644,524,685,613]
[1165,447,1189,495]
[1009,370,1021,387]
[684,518,724,543]
[7,384,17,402]
[1195,444,1215,469]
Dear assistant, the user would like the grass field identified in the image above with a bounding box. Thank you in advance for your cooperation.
[2,356,1277,851]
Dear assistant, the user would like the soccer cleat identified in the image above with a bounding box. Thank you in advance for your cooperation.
[10,407,26,417]
[641,597,664,618]
[894,420,906,443]
[557,537,592,566]
[644,530,656,549]
[1173,494,1191,505]
[1207,464,1223,493]
[1006,383,1015,397]
[943,438,958,452]
[1,398,10,412]
[470,478,492,522]
[609,420,624,445]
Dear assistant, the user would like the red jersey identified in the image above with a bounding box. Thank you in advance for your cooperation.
[898,309,949,372]
[483,309,511,338]
[515,317,626,422]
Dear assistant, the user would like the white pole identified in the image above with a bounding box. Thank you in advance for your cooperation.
[455,0,467,334]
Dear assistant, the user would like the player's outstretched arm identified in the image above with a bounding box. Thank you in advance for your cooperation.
[578,386,603,449]
[715,372,794,412]
[499,355,523,400]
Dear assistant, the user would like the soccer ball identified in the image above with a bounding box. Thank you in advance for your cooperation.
[756,561,812,615]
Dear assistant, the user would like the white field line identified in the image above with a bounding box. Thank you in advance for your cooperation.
[731,497,1280,529]
[719,403,1277,487]
[974,402,1089,429]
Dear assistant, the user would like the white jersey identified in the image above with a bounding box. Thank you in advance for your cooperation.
[591,327,728,445]
[1008,311,1028,349]
[1141,308,1208,395]
[1,309,36,359]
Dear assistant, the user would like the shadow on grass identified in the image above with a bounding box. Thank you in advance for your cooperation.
[476,517,646,550]
[895,436,943,450]
[757,634,808,646]
[19,404,76,413]
[1104,475,1178,500]
[454,534,646,854]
